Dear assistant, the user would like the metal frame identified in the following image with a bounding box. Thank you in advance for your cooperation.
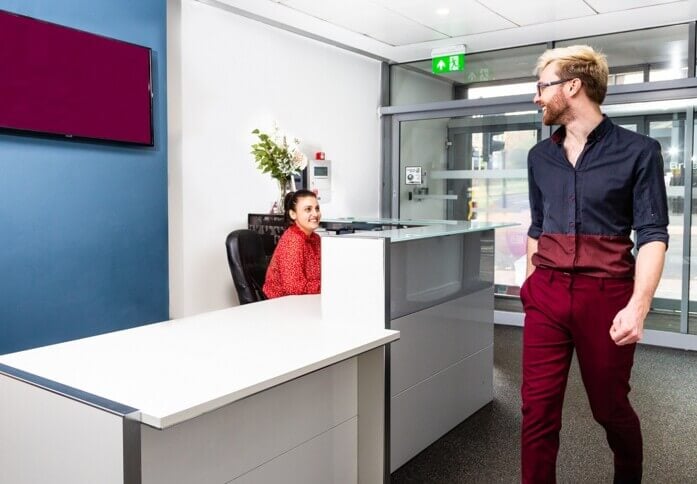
[381,78,697,118]
[688,21,696,79]
[681,107,695,333]
[382,237,391,483]
[123,414,143,484]
[380,62,392,219]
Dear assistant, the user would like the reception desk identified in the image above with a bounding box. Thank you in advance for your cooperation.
[322,218,511,471]
[0,296,398,483]
[1,217,508,482]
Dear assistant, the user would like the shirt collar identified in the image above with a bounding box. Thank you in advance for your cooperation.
[550,115,613,145]
[288,223,314,240]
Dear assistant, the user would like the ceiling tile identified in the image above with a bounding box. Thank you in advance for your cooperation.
[373,0,515,36]
[478,0,595,26]
[282,0,447,45]
[584,0,683,13]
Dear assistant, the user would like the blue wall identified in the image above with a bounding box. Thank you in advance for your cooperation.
[0,0,168,354]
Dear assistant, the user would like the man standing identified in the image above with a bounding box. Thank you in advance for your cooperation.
[521,45,668,483]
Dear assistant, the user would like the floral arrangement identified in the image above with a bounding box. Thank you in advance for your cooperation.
[251,126,309,213]
[251,127,308,182]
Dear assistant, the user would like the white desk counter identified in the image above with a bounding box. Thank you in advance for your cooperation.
[0,295,398,483]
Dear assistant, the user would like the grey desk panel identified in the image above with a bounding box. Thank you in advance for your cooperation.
[390,345,493,471]
[390,289,493,396]
[389,230,494,320]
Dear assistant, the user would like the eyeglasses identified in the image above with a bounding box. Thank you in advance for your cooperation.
[536,78,573,96]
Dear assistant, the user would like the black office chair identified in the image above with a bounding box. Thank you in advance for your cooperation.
[225,229,269,304]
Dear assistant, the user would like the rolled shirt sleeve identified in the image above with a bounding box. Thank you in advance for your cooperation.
[632,139,669,250]
[527,151,544,240]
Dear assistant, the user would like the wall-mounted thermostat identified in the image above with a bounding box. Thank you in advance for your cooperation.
[405,166,422,185]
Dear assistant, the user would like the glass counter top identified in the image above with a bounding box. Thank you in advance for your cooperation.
[320,218,517,242]
[323,217,460,226]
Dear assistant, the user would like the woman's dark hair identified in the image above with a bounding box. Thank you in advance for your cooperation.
[283,189,318,226]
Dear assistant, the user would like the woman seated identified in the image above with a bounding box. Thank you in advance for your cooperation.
[263,189,321,299]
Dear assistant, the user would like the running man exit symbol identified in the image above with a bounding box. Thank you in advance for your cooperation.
[431,53,465,74]
[449,56,459,70]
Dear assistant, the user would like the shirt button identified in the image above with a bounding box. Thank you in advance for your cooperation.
[569,222,575,228]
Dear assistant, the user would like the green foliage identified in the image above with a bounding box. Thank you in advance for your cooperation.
[251,128,304,182]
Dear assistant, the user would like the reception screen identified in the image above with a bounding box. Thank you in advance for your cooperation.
[0,10,153,145]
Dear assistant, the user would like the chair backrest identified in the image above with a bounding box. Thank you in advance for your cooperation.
[225,229,269,304]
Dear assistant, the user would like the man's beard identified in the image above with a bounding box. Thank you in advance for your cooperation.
[542,92,572,126]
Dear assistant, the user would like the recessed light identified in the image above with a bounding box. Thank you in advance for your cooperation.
[436,7,450,16]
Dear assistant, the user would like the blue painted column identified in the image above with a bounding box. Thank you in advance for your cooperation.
[0,0,169,353]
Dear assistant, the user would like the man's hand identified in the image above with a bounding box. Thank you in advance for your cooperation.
[610,300,648,346]
[610,241,666,346]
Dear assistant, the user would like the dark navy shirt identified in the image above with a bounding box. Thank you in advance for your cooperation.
[527,116,669,278]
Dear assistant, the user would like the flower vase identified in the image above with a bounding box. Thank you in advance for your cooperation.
[274,178,292,214]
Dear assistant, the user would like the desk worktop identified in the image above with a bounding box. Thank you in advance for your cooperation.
[0,295,398,429]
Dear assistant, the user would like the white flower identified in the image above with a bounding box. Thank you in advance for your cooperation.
[291,149,308,171]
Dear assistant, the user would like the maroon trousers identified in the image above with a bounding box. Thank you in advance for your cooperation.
[520,268,642,484]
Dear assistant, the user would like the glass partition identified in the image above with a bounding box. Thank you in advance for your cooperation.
[556,24,689,84]
[389,23,691,107]
[390,44,546,105]
[461,44,544,99]
[398,110,541,295]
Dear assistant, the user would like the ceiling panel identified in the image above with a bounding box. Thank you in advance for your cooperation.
[238,0,696,61]
[373,0,516,36]
[478,0,596,26]
[281,0,447,45]
[584,0,683,13]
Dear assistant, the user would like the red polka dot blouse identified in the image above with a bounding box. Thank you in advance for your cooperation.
[263,224,321,299]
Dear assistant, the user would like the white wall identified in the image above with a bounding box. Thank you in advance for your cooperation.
[168,0,382,316]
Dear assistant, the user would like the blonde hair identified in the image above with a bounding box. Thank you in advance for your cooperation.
[535,45,609,104]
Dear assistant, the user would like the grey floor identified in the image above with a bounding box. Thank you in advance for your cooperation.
[391,325,697,483]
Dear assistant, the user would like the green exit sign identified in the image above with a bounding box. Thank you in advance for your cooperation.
[432,53,465,74]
